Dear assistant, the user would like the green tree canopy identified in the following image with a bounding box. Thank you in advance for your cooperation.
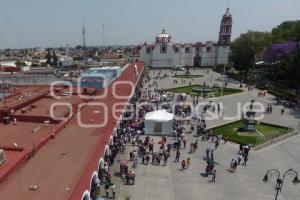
[53,51,58,66]
[45,49,52,65]
[272,20,300,43]
[15,61,27,66]
[229,31,272,71]
[276,47,300,88]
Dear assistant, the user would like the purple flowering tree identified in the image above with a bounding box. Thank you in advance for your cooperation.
[263,42,298,63]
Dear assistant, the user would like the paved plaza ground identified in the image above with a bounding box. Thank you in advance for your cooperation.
[112,69,300,200]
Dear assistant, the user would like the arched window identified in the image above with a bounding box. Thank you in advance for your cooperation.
[90,172,99,199]
[146,47,151,54]
[160,45,167,53]
[206,46,211,53]
[98,158,105,181]
[81,190,90,200]
[185,47,190,53]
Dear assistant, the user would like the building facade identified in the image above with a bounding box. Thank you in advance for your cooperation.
[79,66,122,89]
[139,8,232,68]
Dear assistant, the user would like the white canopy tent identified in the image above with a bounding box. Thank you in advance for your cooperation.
[144,110,174,136]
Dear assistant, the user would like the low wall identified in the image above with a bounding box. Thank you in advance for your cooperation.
[11,115,60,124]
[0,146,24,152]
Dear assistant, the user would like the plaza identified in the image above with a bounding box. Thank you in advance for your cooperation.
[108,69,300,200]
[0,1,300,200]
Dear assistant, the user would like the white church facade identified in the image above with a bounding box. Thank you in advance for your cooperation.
[139,8,233,68]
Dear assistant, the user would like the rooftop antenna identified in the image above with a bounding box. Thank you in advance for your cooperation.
[82,23,86,50]
[102,22,105,48]
[66,44,69,56]
[227,0,230,12]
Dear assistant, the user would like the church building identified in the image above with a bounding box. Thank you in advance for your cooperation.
[139,7,233,68]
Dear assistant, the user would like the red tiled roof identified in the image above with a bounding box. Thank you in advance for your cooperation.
[69,62,144,199]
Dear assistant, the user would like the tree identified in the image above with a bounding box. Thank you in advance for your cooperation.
[75,45,83,49]
[15,61,26,66]
[45,49,52,65]
[31,63,39,67]
[276,47,300,88]
[272,20,300,43]
[52,50,58,66]
[263,42,298,63]
[229,31,272,71]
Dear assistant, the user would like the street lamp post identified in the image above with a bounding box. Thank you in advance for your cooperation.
[263,168,299,200]
[220,64,227,97]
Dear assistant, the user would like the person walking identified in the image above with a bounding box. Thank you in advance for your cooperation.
[215,139,219,149]
[281,108,285,115]
[190,142,194,153]
[105,182,110,197]
[146,155,150,165]
[183,139,187,149]
[186,157,191,168]
[110,183,116,199]
[164,154,168,166]
[175,150,180,162]
[210,149,214,162]
[232,160,238,172]
[133,156,139,168]
[206,147,210,160]
[181,159,186,170]
[229,159,234,172]
[211,169,216,182]
[237,153,242,165]
[243,154,248,166]
[152,153,155,164]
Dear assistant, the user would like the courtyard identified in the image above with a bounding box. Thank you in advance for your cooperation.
[112,69,300,200]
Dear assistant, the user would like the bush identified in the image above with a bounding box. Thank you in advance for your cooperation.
[214,64,225,73]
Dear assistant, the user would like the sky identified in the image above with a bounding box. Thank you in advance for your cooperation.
[0,0,300,49]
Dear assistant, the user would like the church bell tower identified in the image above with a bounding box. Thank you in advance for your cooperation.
[218,7,232,46]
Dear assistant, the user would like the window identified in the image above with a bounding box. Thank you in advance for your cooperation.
[154,122,162,132]
[160,45,167,53]
[146,47,152,54]
[185,47,190,53]
[195,47,200,52]
[206,46,211,52]
[174,47,179,53]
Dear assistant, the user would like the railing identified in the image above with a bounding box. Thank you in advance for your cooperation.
[256,127,297,146]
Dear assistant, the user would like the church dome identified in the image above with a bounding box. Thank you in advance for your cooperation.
[155,28,172,44]
[158,28,170,38]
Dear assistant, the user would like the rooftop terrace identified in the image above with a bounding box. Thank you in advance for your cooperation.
[0,62,145,200]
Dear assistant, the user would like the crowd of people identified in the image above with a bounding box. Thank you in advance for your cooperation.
[99,68,297,199]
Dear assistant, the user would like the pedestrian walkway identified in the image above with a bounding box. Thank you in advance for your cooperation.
[116,69,300,200]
